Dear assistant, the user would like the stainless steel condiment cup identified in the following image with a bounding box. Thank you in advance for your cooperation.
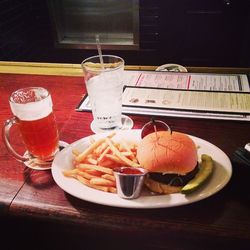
[113,166,148,199]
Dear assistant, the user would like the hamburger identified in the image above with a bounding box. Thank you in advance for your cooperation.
[136,131,198,194]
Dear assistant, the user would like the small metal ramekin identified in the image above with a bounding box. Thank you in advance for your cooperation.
[113,166,148,199]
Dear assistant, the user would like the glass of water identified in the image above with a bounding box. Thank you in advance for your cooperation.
[81,55,133,133]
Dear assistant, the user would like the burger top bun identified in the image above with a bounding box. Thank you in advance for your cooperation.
[137,131,198,175]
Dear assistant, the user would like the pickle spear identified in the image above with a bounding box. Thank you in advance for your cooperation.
[181,154,214,194]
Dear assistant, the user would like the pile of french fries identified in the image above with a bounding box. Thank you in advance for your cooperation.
[63,132,139,193]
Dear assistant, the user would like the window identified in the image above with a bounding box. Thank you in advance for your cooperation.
[48,0,139,50]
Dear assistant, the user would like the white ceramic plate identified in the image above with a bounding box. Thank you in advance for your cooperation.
[51,130,232,209]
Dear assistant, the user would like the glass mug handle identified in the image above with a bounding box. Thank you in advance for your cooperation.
[2,116,28,162]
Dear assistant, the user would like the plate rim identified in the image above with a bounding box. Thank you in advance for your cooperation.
[51,129,232,209]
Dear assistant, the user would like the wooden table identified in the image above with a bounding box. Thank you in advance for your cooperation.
[1,62,250,250]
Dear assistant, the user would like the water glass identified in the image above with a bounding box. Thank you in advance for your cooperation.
[81,55,125,131]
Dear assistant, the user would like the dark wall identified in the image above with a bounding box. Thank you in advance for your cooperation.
[0,1,45,61]
[0,0,249,67]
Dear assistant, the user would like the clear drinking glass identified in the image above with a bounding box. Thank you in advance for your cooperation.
[2,87,59,170]
[81,55,133,133]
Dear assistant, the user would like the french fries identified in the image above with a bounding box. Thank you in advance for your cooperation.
[63,133,139,193]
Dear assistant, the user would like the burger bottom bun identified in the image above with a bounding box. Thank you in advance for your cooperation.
[144,176,182,194]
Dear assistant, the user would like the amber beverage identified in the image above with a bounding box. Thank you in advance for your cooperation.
[18,112,59,160]
[2,87,59,170]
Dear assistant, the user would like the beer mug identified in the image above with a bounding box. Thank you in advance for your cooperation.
[2,87,59,170]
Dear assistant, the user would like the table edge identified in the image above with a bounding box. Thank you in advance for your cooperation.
[0,61,250,76]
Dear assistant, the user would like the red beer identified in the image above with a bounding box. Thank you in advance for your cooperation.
[3,87,60,168]
[18,112,59,160]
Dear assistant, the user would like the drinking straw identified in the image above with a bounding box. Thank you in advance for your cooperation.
[95,34,104,70]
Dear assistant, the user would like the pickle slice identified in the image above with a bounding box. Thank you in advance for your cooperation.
[181,154,214,194]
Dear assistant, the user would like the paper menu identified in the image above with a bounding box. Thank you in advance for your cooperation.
[122,70,250,92]
[122,87,250,114]
[77,70,250,121]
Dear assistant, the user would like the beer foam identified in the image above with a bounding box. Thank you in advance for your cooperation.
[10,95,53,121]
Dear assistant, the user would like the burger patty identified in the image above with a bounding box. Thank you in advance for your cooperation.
[149,163,199,186]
